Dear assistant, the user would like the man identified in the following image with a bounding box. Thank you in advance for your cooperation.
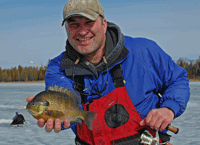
[27,0,190,144]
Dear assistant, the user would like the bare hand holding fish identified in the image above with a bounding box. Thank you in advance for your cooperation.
[26,96,70,133]
[25,86,97,133]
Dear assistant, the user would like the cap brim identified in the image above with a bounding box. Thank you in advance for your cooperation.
[62,10,99,26]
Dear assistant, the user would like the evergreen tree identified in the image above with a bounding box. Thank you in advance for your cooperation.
[0,67,2,82]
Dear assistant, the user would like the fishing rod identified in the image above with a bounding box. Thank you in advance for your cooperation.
[29,61,179,134]
[30,61,41,67]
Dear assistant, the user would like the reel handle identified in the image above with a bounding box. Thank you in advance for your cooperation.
[167,125,179,134]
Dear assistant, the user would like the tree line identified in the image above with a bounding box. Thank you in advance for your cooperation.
[0,56,200,82]
[0,65,46,82]
[176,56,200,80]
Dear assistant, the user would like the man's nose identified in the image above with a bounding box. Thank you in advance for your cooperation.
[77,25,88,36]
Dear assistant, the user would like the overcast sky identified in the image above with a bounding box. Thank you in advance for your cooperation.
[0,0,199,69]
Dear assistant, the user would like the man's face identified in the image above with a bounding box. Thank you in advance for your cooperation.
[65,16,107,56]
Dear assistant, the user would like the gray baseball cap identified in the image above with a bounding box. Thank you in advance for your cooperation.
[62,0,104,26]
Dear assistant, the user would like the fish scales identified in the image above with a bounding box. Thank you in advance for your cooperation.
[25,85,97,130]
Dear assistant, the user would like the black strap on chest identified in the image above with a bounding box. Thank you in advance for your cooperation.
[74,75,85,96]
[110,64,124,88]
[74,64,124,97]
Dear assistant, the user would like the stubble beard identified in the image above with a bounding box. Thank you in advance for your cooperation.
[84,35,105,57]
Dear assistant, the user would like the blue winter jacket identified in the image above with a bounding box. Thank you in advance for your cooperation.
[44,22,190,135]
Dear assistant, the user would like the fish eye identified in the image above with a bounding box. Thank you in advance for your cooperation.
[44,100,49,106]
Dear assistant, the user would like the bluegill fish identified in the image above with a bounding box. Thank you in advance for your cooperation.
[25,85,97,130]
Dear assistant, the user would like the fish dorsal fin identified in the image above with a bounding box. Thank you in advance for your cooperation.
[48,85,81,104]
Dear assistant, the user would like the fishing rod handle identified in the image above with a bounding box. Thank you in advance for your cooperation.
[167,125,179,134]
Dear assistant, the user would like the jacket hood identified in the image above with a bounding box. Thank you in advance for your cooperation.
[60,22,129,78]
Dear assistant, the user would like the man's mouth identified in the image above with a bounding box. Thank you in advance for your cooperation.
[76,37,93,41]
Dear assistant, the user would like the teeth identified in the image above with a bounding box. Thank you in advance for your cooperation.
[78,37,91,41]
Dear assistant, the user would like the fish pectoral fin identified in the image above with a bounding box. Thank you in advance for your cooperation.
[46,110,65,118]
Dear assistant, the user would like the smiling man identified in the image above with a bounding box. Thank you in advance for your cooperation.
[65,16,107,63]
[26,0,190,144]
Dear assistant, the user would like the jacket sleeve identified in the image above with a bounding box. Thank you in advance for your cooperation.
[45,54,74,91]
[158,59,190,118]
[143,39,190,118]
[45,53,81,135]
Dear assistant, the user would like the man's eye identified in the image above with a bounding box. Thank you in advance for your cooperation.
[86,21,94,25]
[70,23,79,28]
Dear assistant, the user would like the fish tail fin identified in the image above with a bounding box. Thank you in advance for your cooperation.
[84,111,97,131]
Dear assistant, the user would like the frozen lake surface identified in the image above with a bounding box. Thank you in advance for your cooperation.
[0,82,199,145]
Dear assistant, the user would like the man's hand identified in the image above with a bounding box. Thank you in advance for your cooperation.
[139,107,175,131]
[26,96,71,133]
